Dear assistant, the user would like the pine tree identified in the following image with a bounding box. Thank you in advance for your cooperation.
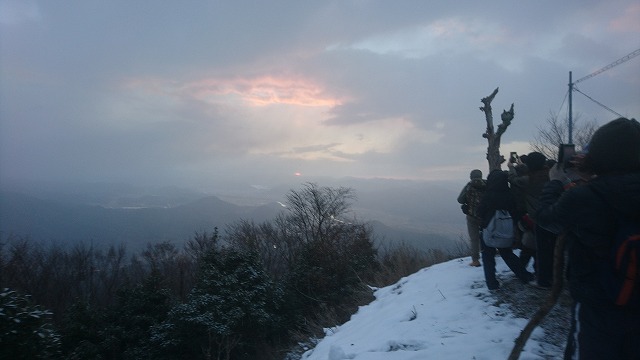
[0,289,61,360]
[150,248,283,360]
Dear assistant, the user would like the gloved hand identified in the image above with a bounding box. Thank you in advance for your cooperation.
[548,163,565,182]
[549,163,587,185]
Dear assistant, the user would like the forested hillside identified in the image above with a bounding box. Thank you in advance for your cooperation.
[1,184,464,359]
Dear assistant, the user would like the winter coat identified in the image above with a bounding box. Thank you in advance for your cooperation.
[457,178,487,218]
[509,168,549,221]
[536,172,640,310]
[477,170,516,229]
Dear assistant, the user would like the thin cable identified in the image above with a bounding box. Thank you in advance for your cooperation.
[557,89,569,118]
[573,86,624,117]
[575,48,640,84]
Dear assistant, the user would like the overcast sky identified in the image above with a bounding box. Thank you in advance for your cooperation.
[1,1,639,192]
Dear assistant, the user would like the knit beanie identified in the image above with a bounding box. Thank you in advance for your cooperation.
[470,169,483,179]
[584,117,640,174]
[524,152,546,172]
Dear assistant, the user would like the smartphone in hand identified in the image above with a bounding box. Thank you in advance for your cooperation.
[558,144,575,169]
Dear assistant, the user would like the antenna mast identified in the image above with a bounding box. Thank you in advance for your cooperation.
[568,72,573,144]
[566,48,640,144]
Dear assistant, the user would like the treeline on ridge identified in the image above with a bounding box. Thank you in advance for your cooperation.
[0,183,462,360]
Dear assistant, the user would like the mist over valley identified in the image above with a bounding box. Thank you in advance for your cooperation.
[1,178,467,254]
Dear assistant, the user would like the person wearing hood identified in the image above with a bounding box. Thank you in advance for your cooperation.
[477,170,534,290]
[536,117,640,359]
[457,169,487,266]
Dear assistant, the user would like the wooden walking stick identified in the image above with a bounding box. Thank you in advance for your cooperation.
[507,232,567,360]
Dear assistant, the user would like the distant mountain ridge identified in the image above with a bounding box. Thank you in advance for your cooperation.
[0,191,284,251]
[0,179,467,253]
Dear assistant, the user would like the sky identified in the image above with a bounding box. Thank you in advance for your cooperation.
[1,1,639,192]
[301,256,563,360]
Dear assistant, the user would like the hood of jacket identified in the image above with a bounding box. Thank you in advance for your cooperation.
[589,172,640,220]
[486,170,509,192]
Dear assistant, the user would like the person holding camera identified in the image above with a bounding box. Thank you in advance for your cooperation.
[477,170,534,290]
[536,117,640,360]
[457,169,486,266]
[508,156,538,270]
[508,151,555,288]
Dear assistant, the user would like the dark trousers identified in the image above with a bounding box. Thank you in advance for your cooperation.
[481,237,533,290]
[519,247,537,272]
[535,225,556,287]
[564,301,640,360]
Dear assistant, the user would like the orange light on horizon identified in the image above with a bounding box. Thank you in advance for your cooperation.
[183,75,344,108]
[121,73,345,108]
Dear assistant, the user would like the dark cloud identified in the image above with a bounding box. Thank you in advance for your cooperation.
[1,0,638,191]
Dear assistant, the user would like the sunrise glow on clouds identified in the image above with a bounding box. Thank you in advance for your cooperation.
[180,75,344,108]
[121,74,344,112]
[610,3,640,32]
[2,1,638,188]
[118,74,443,162]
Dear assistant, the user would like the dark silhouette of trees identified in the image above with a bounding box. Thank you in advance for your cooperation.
[0,183,423,359]
[226,183,378,325]
[150,248,283,360]
[531,112,597,159]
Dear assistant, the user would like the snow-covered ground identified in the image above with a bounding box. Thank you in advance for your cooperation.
[301,257,565,360]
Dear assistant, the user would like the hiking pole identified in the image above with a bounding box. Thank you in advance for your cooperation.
[507,232,567,360]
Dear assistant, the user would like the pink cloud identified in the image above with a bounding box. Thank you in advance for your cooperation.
[182,75,344,107]
[610,3,640,32]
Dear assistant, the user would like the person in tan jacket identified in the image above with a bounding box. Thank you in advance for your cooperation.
[457,169,486,266]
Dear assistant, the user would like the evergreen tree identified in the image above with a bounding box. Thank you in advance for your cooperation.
[285,223,378,323]
[0,288,61,360]
[60,300,103,359]
[106,273,175,359]
[150,248,283,360]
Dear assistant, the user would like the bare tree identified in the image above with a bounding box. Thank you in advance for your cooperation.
[531,111,598,159]
[184,230,219,261]
[226,183,359,279]
[479,87,515,172]
[285,182,356,244]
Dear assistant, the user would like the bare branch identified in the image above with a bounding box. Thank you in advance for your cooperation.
[479,88,514,172]
[496,103,515,137]
[530,112,596,159]
[480,87,499,136]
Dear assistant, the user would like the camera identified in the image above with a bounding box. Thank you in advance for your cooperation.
[558,144,575,169]
[509,152,519,163]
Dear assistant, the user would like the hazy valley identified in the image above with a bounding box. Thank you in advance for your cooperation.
[0,178,468,254]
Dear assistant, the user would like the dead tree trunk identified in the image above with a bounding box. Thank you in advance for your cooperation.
[480,87,515,172]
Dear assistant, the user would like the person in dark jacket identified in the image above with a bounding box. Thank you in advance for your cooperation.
[536,117,640,360]
[509,161,538,271]
[477,170,534,290]
[508,151,555,288]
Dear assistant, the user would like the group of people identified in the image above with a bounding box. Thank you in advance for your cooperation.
[457,117,640,359]
[457,151,551,290]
